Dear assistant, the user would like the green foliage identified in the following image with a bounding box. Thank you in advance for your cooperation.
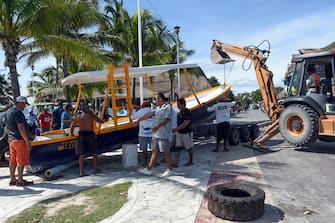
[251,89,262,103]
[208,76,220,87]
[236,92,252,106]
[0,74,11,98]
[226,90,236,101]
[6,181,132,223]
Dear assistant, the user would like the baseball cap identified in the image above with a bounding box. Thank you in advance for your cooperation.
[44,106,49,110]
[142,101,151,107]
[16,96,30,105]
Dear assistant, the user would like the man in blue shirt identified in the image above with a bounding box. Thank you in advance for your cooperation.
[61,103,73,129]
[52,101,64,130]
[6,96,33,186]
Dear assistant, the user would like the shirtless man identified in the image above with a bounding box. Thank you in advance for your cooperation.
[70,104,105,177]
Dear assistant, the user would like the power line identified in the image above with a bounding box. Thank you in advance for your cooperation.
[145,0,175,32]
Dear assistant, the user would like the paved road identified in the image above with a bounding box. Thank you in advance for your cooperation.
[0,109,334,223]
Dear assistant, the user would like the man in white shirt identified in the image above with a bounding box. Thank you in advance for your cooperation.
[205,96,235,152]
[131,101,154,167]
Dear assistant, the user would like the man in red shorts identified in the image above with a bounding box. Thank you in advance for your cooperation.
[6,96,33,186]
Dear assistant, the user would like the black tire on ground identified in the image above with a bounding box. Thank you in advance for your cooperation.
[228,127,239,145]
[207,182,265,221]
[250,124,260,140]
[279,104,319,146]
[239,126,250,142]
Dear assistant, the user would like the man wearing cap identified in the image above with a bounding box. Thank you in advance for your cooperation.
[52,101,64,130]
[6,96,33,186]
[39,106,52,133]
[70,103,106,177]
[131,101,154,167]
[204,96,236,152]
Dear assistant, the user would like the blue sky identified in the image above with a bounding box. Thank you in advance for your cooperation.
[1,0,335,98]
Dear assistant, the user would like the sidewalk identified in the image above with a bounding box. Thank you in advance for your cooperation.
[0,109,277,223]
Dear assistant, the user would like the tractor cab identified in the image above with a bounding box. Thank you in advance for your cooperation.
[287,49,335,113]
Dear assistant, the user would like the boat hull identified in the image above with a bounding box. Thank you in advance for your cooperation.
[30,127,138,172]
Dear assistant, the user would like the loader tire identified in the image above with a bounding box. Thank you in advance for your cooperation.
[228,127,239,145]
[207,182,265,221]
[279,104,319,146]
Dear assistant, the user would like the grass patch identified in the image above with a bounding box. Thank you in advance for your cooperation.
[6,181,132,223]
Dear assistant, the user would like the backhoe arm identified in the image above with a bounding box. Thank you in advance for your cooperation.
[211,39,283,143]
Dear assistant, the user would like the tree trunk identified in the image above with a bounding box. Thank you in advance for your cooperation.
[4,41,21,99]
[8,62,20,99]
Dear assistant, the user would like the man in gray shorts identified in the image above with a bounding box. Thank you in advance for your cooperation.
[172,98,193,166]
[138,92,175,177]
[131,101,154,167]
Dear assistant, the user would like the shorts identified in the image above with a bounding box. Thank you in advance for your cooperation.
[151,137,170,153]
[76,131,97,156]
[9,139,30,166]
[170,134,176,150]
[139,136,152,151]
[175,132,193,150]
[216,122,230,142]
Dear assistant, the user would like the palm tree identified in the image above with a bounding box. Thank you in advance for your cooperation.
[0,0,108,100]
[103,1,176,102]
[0,0,47,99]
[22,0,109,102]
[27,67,64,103]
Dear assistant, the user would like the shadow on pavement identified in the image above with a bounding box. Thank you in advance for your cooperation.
[295,141,335,154]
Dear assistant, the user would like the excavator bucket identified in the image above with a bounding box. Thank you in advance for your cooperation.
[210,45,235,64]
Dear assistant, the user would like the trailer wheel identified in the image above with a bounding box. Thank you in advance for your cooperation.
[228,127,239,145]
[240,126,250,142]
[250,124,260,140]
[207,182,265,221]
[1,145,9,162]
[4,147,10,162]
[279,104,319,146]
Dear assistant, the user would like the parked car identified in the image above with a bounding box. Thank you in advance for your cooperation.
[251,104,259,110]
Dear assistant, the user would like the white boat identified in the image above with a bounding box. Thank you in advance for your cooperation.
[28,63,231,172]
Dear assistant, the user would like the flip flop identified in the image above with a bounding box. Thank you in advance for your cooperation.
[16,180,33,187]
[79,173,89,177]
[9,180,17,186]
